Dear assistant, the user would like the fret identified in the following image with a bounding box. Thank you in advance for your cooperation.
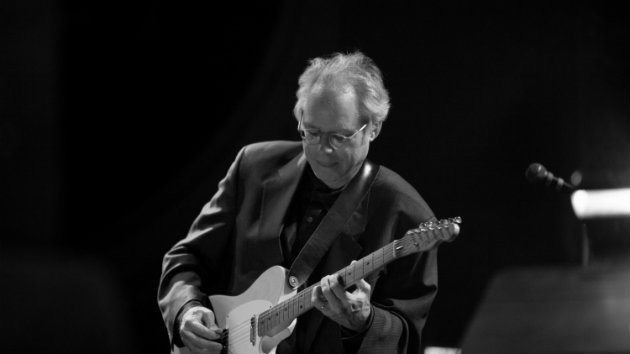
[298,292,305,316]
[354,259,365,280]
[373,247,383,269]
[382,243,393,264]
[304,288,312,314]
[257,312,264,335]
[262,311,269,334]
[345,264,355,285]
[289,297,294,319]
[272,306,279,328]
[364,253,374,274]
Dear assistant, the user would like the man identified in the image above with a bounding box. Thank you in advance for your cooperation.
[158,51,438,354]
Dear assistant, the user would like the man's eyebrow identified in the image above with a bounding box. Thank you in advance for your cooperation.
[301,125,320,133]
[302,122,354,135]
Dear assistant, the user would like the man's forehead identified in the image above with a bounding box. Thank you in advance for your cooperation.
[304,85,359,117]
[308,83,356,101]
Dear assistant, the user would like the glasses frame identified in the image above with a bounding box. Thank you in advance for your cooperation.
[297,116,368,149]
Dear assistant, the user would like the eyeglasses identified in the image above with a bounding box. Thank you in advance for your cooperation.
[298,117,367,149]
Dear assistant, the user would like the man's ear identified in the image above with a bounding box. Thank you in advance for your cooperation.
[369,122,382,141]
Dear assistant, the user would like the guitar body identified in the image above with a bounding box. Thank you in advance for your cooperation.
[174,265,297,354]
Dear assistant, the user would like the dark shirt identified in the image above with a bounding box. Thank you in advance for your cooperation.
[281,164,343,267]
[278,164,373,354]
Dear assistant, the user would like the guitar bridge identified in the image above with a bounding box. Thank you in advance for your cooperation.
[219,328,228,354]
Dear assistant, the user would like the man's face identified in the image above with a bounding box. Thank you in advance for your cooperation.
[301,86,372,189]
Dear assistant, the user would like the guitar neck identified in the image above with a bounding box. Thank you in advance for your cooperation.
[256,216,460,337]
[257,239,405,336]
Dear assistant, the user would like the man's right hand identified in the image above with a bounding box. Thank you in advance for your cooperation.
[179,306,224,354]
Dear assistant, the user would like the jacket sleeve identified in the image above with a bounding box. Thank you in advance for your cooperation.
[358,249,438,354]
[157,146,246,348]
[356,188,439,354]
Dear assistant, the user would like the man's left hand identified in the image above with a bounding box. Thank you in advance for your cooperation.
[312,271,372,332]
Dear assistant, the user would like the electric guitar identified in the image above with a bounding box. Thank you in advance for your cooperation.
[175,217,462,354]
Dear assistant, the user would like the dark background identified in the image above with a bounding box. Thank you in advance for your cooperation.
[1,1,628,353]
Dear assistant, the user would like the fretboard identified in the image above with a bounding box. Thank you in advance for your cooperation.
[256,239,404,336]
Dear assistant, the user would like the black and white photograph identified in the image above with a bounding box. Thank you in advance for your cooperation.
[1,1,628,353]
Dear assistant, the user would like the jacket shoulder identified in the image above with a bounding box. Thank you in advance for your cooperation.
[238,140,302,173]
[372,165,434,220]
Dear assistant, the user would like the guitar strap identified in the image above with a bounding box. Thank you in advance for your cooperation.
[287,160,380,289]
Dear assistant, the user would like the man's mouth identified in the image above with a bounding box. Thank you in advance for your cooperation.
[315,160,337,168]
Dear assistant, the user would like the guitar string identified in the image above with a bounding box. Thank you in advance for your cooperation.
[214,220,456,349]
[225,256,389,349]
[218,258,378,348]
[223,295,305,337]
[227,302,301,344]
[229,323,258,345]
[225,284,319,338]
[229,246,393,340]
[216,283,324,349]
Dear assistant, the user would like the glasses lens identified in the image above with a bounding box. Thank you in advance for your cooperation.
[299,130,319,144]
[329,134,347,149]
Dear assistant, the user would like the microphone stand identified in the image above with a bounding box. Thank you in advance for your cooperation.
[580,222,590,268]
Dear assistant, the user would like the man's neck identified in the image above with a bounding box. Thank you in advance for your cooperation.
[306,162,366,192]
[306,165,345,193]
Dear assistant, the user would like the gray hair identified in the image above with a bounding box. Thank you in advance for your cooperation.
[293,51,391,125]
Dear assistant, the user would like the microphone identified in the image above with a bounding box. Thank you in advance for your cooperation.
[525,162,575,191]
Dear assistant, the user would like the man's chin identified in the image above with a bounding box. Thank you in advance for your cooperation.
[311,168,344,189]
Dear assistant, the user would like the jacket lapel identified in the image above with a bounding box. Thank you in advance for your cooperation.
[258,152,306,257]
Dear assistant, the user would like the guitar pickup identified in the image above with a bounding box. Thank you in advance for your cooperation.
[250,315,257,346]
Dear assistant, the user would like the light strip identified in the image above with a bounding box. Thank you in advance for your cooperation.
[571,188,630,219]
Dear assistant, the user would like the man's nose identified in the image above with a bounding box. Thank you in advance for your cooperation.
[318,135,334,154]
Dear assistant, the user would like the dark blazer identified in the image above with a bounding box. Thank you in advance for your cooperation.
[158,141,438,354]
